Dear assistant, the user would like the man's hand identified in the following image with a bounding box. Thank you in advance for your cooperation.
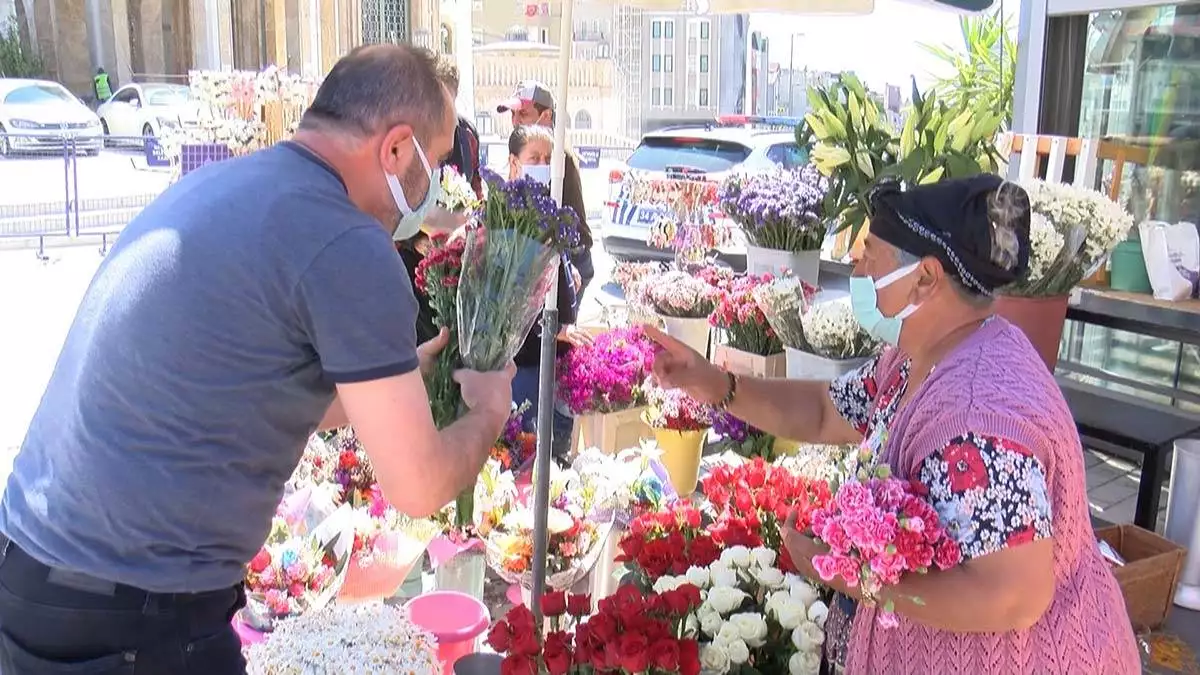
[454,361,517,419]
[417,327,450,376]
[643,325,729,404]
[558,325,594,348]
[423,205,470,235]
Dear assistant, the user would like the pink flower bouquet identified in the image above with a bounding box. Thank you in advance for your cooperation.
[809,478,964,628]
[556,326,656,415]
[709,273,783,356]
[642,381,715,432]
[644,271,720,319]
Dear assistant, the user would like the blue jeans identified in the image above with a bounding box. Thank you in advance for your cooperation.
[512,365,574,459]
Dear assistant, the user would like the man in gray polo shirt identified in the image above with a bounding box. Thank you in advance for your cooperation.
[0,45,512,674]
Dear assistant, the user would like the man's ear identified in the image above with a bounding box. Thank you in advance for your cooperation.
[378,124,415,175]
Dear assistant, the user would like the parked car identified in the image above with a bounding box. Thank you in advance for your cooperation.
[601,115,809,270]
[0,78,104,157]
[97,83,197,142]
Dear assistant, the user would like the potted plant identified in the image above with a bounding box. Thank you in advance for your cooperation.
[557,326,657,455]
[717,166,829,282]
[644,270,720,356]
[709,274,787,378]
[789,298,880,379]
[643,382,715,497]
[995,180,1132,370]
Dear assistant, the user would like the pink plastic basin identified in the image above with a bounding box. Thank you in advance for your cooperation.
[231,613,267,647]
[406,591,491,675]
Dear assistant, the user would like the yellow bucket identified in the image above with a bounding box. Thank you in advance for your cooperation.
[653,428,708,497]
[773,438,802,457]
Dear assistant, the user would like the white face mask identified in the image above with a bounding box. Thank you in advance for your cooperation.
[520,164,551,186]
[388,135,442,241]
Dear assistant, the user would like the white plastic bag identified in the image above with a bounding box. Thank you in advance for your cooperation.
[1140,220,1200,301]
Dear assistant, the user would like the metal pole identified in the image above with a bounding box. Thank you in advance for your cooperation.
[529,0,573,625]
[788,35,795,116]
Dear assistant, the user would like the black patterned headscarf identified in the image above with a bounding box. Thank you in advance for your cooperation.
[866,174,1031,295]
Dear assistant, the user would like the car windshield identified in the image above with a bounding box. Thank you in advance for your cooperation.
[144,86,190,106]
[4,84,76,105]
[626,136,751,174]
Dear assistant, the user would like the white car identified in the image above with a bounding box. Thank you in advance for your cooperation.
[601,115,809,271]
[97,83,197,142]
[0,78,104,157]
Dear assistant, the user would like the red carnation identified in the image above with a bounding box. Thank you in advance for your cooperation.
[248,549,271,573]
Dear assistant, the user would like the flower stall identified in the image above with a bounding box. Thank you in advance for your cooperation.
[993,180,1133,370]
[710,274,787,378]
[718,166,830,282]
[557,326,656,455]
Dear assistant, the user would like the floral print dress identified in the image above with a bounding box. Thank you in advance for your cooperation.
[821,350,1054,673]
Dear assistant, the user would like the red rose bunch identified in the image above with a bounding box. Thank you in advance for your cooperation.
[488,586,702,675]
[616,503,720,584]
[702,458,832,573]
[709,274,783,356]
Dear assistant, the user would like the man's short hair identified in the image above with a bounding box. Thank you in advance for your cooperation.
[301,44,449,140]
[433,55,460,95]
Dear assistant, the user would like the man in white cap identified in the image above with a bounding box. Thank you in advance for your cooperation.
[497,80,595,307]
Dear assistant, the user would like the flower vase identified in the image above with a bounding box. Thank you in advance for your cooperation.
[785,347,869,380]
[773,437,802,456]
[454,654,502,675]
[992,295,1069,371]
[659,315,711,356]
[434,550,486,601]
[746,246,820,284]
[653,428,708,497]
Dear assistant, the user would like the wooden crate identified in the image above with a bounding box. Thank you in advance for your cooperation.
[1096,524,1186,631]
[711,344,787,378]
[572,407,652,455]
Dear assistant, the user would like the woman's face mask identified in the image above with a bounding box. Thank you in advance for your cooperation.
[848,262,922,346]
[520,164,551,185]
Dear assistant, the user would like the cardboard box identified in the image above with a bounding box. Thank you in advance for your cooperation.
[712,344,787,378]
[572,407,653,455]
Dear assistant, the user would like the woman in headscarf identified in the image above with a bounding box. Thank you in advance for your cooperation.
[644,175,1140,674]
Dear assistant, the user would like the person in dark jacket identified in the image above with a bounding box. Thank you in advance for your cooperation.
[398,56,483,344]
[506,125,591,460]
[497,80,595,312]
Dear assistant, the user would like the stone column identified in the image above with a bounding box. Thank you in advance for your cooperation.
[137,0,166,75]
[317,0,336,73]
[215,0,235,68]
[409,0,434,50]
[84,0,119,75]
[48,0,92,94]
[264,0,287,67]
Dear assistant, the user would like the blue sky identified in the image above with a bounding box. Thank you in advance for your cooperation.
[749,0,1021,91]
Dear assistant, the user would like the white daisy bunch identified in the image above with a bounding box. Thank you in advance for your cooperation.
[653,545,827,675]
[801,299,879,360]
[1025,211,1066,283]
[438,166,482,214]
[246,603,440,675]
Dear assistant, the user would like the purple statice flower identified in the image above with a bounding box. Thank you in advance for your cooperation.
[718,165,829,252]
[480,167,580,250]
[712,411,750,443]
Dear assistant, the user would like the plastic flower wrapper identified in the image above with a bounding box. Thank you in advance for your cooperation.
[485,505,613,592]
[571,442,667,527]
[718,165,830,252]
[752,276,819,351]
[488,401,536,471]
[241,504,355,631]
[774,444,856,483]
[436,164,482,214]
[247,603,440,674]
[556,325,656,415]
[1003,180,1133,297]
[657,545,826,675]
[800,297,880,360]
[338,489,441,602]
[710,274,783,356]
[458,169,580,372]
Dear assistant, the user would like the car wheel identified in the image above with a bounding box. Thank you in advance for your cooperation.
[0,124,10,158]
[142,123,155,139]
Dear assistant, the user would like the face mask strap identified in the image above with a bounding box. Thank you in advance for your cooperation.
[412,135,432,176]
[874,262,920,290]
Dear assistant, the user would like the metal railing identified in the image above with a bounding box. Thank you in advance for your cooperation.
[0,133,169,260]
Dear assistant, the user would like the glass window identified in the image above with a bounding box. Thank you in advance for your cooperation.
[652,54,662,72]
[664,87,674,106]
[700,55,709,73]
[700,21,710,40]
[626,137,752,172]
[699,88,709,107]
[652,88,662,106]
[664,20,674,39]
[143,85,189,106]
[652,20,662,38]
[665,55,674,72]
[5,84,76,105]
[766,143,808,169]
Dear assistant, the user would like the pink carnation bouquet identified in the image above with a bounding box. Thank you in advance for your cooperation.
[556,326,656,415]
[709,273,783,356]
[642,381,715,432]
[809,478,964,628]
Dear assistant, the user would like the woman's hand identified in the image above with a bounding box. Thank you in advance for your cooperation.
[417,327,450,376]
[558,325,594,347]
[782,512,837,590]
[642,325,730,404]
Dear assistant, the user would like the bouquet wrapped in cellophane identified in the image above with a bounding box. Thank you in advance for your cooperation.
[752,276,819,350]
[457,169,581,370]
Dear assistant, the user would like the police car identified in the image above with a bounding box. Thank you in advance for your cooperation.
[601,115,809,271]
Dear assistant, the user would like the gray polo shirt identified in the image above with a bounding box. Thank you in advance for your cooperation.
[0,143,418,593]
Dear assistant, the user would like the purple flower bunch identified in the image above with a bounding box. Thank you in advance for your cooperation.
[556,326,656,415]
[718,165,829,252]
[712,411,780,461]
[480,168,580,250]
